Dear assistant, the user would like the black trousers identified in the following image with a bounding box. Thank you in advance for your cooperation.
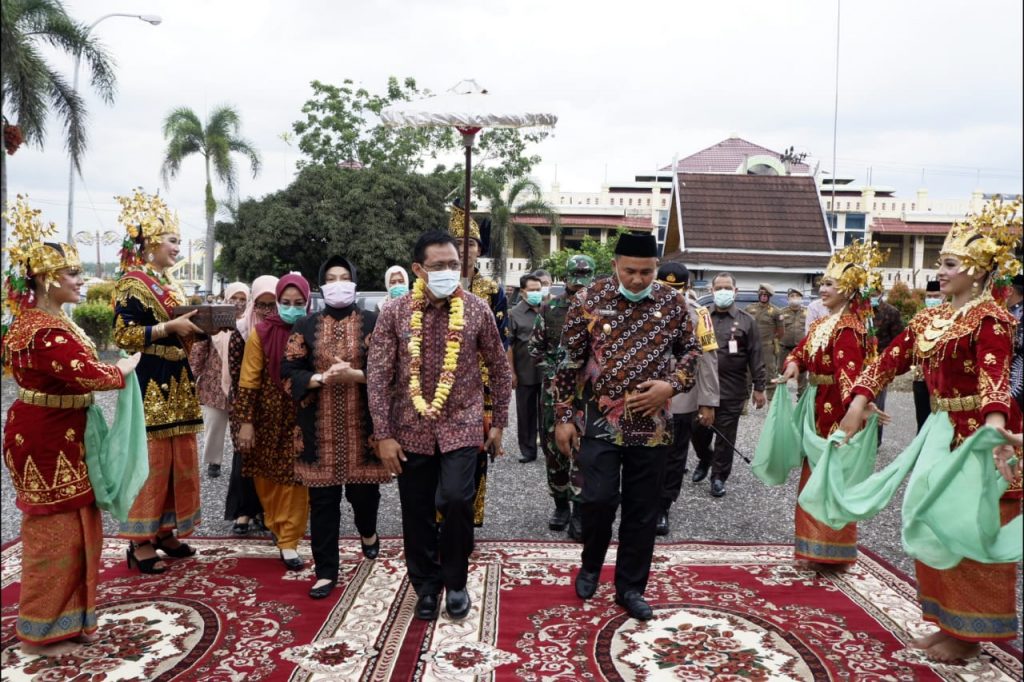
[397,446,477,595]
[913,380,931,433]
[309,483,381,581]
[515,383,541,460]
[691,399,744,482]
[661,412,696,511]
[577,437,670,596]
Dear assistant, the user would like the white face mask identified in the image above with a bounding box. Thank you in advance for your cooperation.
[539,286,551,298]
[321,280,356,308]
[426,270,460,298]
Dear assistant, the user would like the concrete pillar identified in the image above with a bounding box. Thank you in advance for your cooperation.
[916,188,928,212]
[913,236,925,271]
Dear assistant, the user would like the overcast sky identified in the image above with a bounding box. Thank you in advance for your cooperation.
[7,0,1022,261]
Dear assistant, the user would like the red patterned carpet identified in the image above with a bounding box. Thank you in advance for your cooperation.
[1,538,1020,681]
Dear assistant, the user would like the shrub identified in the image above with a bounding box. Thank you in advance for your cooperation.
[73,302,114,349]
[886,281,924,323]
[85,281,115,304]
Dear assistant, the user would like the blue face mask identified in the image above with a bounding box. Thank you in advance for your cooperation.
[525,291,544,306]
[870,296,881,308]
[713,289,735,308]
[618,283,652,303]
[277,303,305,324]
[388,284,408,299]
[924,297,942,308]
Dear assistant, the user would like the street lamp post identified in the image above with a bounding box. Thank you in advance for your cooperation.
[74,229,120,278]
[66,13,162,243]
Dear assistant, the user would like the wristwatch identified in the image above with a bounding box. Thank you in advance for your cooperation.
[313,373,324,385]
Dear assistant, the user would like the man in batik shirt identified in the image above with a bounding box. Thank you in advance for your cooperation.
[554,232,700,622]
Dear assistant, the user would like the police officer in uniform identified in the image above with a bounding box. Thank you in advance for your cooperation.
[745,283,783,400]
[778,288,808,398]
[655,262,719,535]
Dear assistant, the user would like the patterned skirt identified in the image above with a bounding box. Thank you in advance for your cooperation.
[119,434,201,539]
[18,506,102,644]
[795,461,857,564]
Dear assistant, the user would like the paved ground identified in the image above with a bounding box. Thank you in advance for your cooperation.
[2,372,1021,648]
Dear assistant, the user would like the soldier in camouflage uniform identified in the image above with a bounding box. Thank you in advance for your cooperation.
[745,283,783,400]
[778,288,809,398]
[529,255,596,541]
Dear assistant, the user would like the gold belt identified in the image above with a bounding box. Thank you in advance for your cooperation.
[143,344,187,361]
[17,388,94,409]
[809,374,834,385]
[933,394,981,412]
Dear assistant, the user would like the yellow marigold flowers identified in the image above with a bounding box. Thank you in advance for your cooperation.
[407,278,465,419]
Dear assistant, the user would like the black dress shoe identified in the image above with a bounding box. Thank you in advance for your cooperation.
[574,568,600,599]
[615,591,654,621]
[710,479,726,497]
[548,505,570,531]
[361,536,380,560]
[517,454,537,463]
[567,504,583,542]
[415,593,440,620]
[280,550,304,571]
[207,463,221,478]
[445,589,471,619]
[655,512,669,536]
[691,465,710,483]
[308,579,336,599]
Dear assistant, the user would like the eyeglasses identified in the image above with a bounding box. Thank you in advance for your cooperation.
[421,262,462,272]
[254,301,276,311]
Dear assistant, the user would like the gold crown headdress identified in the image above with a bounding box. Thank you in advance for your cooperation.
[448,203,481,241]
[823,239,886,296]
[2,195,81,319]
[115,188,180,273]
[940,197,1022,281]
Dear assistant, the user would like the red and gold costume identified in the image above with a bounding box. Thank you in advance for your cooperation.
[112,190,201,540]
[853,297,1021,640]
[1,198,126,645]
[785,311,867,563]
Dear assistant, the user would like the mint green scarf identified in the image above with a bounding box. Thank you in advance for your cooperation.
[752,385,878,486]
[798,412,1022,569]
[84,370,149,523]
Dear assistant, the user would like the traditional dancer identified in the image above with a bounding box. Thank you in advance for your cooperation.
[2,198,140,650]
[113,189,204,574]
[808,198,1022,663]
[764,240,885,568]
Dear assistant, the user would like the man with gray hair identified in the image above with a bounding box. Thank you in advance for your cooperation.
[690,272,766,498]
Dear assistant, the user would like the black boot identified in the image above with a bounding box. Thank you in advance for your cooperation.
[655,511,669,536]
[567,503,583,542]
[548,499,570,531]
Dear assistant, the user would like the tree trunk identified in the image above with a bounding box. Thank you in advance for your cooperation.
[1,144,7,276]
[203,157,216,294]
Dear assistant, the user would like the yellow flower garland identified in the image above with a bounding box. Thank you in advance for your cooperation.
[408,278,465,419]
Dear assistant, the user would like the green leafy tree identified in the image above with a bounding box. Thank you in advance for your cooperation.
[215,165,449,288]
[541,229,628,280]
[293,77,547,185]
[474,174,558,284]
[160,105,261,293]
[885,280,924,323]
[1,0,116,256]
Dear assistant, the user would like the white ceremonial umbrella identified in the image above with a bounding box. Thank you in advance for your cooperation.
[380,80,557,276]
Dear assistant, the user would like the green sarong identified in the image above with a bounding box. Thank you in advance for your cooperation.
[798,412,1022,569]
[752,385,878,486]
[84,370,149,523]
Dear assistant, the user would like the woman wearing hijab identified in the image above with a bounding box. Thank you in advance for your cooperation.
[189,282,249,479]
[235,273,311,570]
[282,256,391,599]
[224,276,277,534]
[380,265,410,310]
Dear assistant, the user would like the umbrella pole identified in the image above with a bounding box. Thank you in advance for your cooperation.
[458,127,480,279]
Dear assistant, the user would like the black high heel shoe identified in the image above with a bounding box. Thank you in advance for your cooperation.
[361,535,380,560]
[154,534,196,558]
[126,541,167,574]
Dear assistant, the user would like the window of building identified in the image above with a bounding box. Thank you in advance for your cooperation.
[873,235,903,268]
[911,203,916,211]
[826,201,832,210]
[619,198,624,206]
[586,198,590,205]
[646,198,651,206]
[628,198,633,206]
[923,236,945,267]
[845,201,851,209]
[873,202,877,210]
[661,199,666,206]
[842,213,867,246]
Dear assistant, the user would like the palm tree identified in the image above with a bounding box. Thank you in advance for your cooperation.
[160,106,261,292]
[1,0,116,258]
[475,175,560,285]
